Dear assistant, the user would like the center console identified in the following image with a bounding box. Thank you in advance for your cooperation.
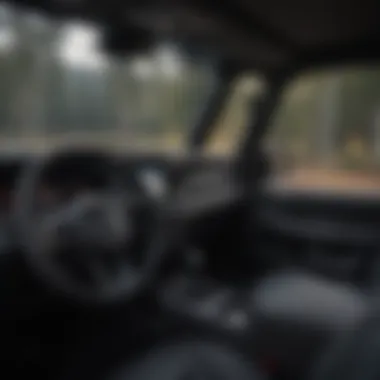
[160,275,253,340]
[160,270,370,375]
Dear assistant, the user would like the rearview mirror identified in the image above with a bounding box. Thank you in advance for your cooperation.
[102,26,155,57]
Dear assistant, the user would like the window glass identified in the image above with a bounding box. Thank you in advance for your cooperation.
[0,4,216,153]
[265,67,380,191]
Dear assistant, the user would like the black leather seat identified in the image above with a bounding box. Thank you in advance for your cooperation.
[109,341,262,380]
[311,315,380,380]
[250,270,369,373]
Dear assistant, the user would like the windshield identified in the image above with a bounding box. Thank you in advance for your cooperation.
[0,5,217,153]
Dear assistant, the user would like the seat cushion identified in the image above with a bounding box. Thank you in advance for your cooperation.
[311,315,380,380]
[250,270,369,373]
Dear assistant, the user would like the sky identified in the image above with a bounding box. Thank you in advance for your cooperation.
[0,8,182,78]
[56,24,183,77]
[57,24,107,70]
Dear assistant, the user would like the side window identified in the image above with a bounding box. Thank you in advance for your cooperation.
[265,68,380,191]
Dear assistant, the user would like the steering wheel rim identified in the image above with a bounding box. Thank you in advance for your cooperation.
[12,149,172,304]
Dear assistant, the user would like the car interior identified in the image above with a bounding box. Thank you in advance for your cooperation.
[1,0,380,379]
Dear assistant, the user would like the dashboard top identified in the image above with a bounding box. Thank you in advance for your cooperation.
[0,151,239,218]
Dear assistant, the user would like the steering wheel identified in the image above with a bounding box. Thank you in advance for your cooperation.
[12,149,174,304]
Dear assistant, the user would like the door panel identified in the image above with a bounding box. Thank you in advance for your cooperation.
[256,185,380,286]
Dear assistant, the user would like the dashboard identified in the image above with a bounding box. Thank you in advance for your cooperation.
[0,152,241,274]
[0,153,239,219]
[0,151,378,291]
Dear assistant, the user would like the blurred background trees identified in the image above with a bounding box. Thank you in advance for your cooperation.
[0,3,379,169]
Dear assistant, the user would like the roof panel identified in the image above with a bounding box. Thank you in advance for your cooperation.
[239,0,380,47]
[2,0,380,72]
